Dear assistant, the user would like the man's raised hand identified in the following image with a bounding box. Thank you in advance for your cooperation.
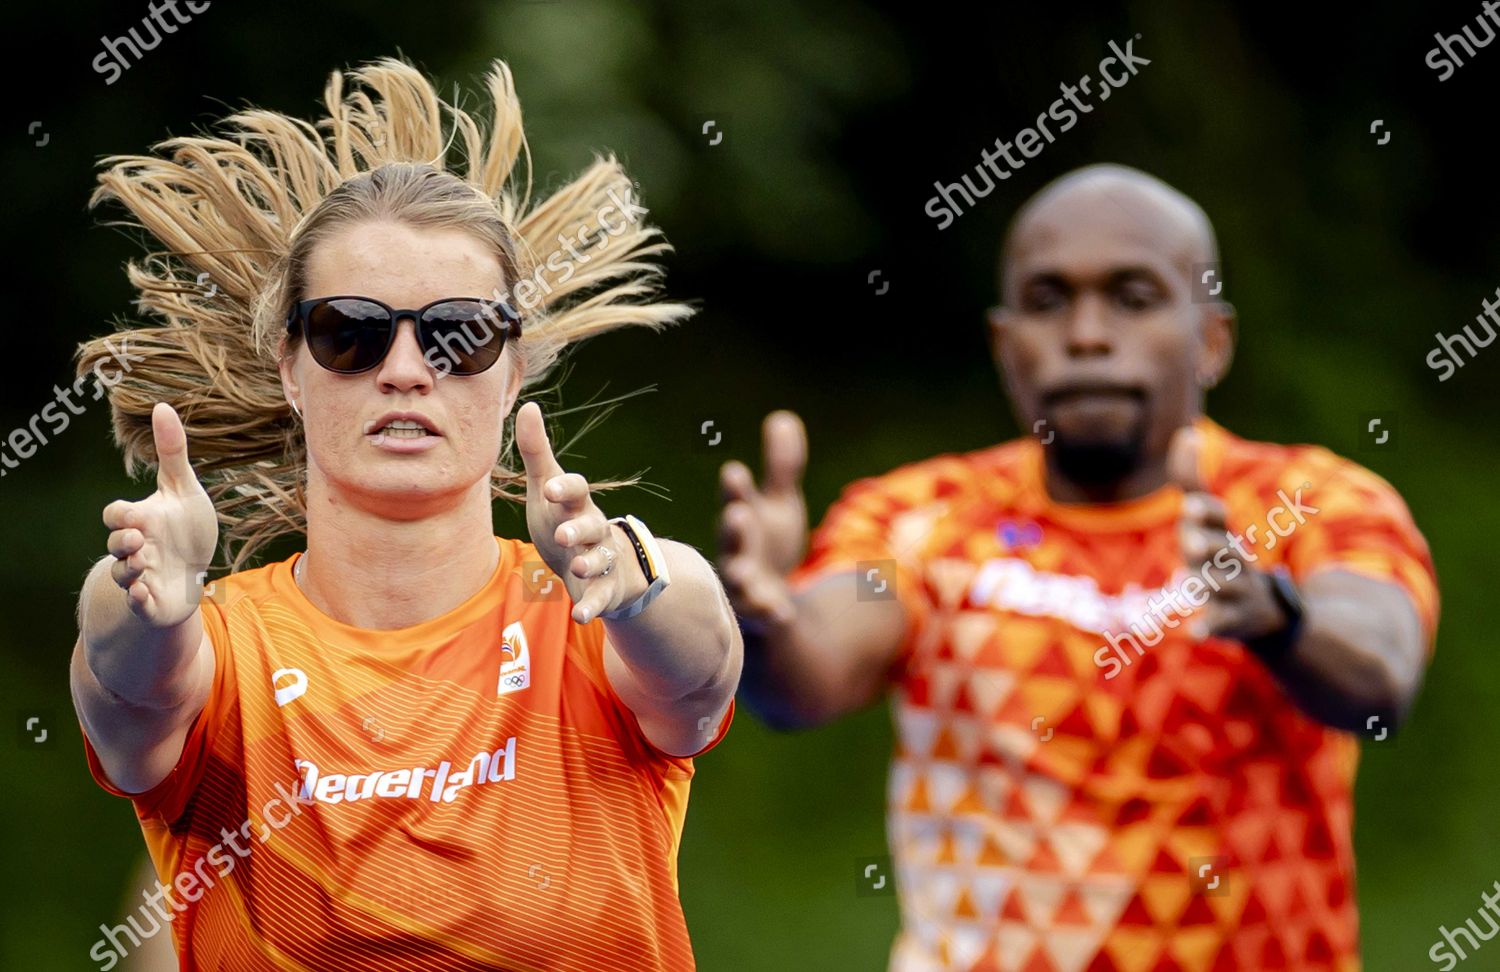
[1169,424,1285,642]
[101,402,219,627]
[716,410,809,627]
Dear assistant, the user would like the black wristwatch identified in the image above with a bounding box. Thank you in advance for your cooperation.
[1245,566,1305,663]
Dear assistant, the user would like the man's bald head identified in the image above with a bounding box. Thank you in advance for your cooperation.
[986,163,1236,502]
[1001,164,1219,303]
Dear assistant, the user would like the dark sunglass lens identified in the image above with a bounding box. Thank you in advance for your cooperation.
[419,301,507,375]
[306,299,391,373]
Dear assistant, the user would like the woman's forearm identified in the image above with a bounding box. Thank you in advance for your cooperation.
[78,555,204,709]
[602,539,741,705]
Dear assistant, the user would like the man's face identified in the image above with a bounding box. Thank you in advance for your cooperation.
[279,219,524,519]
[991,200,1225,484]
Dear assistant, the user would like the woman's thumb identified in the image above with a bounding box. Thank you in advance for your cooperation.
[151,402,197,493]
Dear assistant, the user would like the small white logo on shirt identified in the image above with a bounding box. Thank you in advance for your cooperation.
[498,621,531,696]
[272,668,308,707]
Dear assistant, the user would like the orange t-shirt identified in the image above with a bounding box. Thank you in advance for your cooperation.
[82,536,732,971]
[787,417,1438,972]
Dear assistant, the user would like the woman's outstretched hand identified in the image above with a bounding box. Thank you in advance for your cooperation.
[101,402,219,627]
[515,401,645,624]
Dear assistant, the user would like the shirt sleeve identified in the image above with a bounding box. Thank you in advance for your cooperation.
[80,594,236,825]
[1275,455,1440,651]
[784,467,941,676]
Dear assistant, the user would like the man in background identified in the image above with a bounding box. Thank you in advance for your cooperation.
[717,164,1438,970]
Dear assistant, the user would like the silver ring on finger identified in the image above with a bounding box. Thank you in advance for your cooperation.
[593,543,615,577]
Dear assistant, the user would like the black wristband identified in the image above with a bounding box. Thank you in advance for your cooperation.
[1245,567,1304,663]
[611,515,657,583]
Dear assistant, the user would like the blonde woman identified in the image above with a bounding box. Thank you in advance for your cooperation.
[71,57,740,971]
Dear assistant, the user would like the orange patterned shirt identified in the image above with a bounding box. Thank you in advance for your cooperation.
[83,536,732,971]
[787,417,1438,972]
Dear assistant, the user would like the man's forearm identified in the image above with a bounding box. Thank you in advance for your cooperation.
[737,571,908,730]
[1254,571,1426,732]
[739,614,821,730]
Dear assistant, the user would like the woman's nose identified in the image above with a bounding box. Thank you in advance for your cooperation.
[375,318,433,392]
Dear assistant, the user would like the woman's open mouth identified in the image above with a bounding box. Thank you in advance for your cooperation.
[364,413,442,452]
[376,419,432,438]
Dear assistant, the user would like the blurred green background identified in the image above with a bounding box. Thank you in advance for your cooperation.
[3,1,1497,969]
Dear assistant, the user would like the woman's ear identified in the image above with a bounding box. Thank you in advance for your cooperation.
[278,343,303,416]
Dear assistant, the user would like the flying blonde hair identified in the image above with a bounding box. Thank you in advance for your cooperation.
[76,56,693,570]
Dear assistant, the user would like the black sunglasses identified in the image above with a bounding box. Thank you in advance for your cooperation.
[285,295,522,376]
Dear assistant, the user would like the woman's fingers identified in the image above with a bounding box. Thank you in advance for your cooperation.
[102,499,140,530]
[125,580,154,614]
[572,582,615,625]
[569,542,616,579]
[107,528,145,559]
[151,402,199,496]
[111,555,145,589]
[516,402,566,491]
[543,473,590,510]
[95,418,221,630]
[555,510,607,549]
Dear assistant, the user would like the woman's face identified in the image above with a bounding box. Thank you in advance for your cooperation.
[279,219,523,519]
